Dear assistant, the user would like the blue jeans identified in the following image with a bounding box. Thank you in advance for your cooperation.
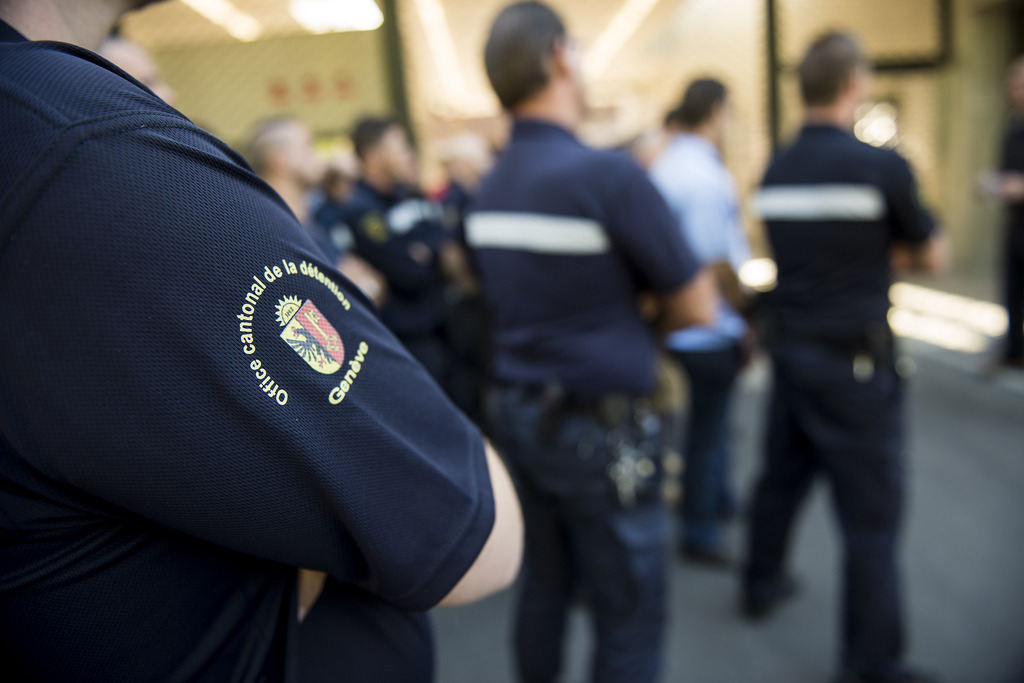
[672,343,742,550]
[745,339,905,676]
[489,387,669,683]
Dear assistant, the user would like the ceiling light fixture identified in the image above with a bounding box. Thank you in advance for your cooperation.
[584,0,663,80]
[180,0,263,42]
[413,0,490,117]
[290,0,384,34]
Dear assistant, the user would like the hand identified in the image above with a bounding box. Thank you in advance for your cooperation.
[1001,173,1024,202]
[975,170,1002,198]
[739,327,759,369]
[338,254,389,306]
[976,171,1024,202]
[407,241,433,265]
[297,569,327,622]
[439,242,479,297]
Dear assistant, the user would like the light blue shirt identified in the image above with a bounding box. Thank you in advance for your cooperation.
[649,133,751,350]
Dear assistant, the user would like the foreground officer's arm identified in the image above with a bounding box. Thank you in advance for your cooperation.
[0,50,518,624]
[0,7,519,679]
[438,441,523,606]
[299,440,522,617]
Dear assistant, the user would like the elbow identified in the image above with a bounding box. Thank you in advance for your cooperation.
[437,443,524,607]
[689,298,716,328]
[437,524,522,607]
[656,268,718,333]
[916,235,951,276]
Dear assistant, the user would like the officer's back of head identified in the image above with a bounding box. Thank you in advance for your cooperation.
[351,116,416,189]
[798,32,871,110]
[484,1,576,114]
[244,115,321,186]
[666,78,730,149]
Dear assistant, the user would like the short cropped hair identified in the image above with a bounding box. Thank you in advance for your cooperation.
[668,78,727,129]
[351,116,399,160]
[245,115,300,176]
[484,1,566,110]
[798,32,869,107]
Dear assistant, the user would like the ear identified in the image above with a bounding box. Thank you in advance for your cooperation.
[845,66,870,101]
[709,99,726,121]
[267,146,289,176]
[549,37,573,80]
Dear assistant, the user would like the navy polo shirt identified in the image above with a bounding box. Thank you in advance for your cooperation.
[343,181,448,338]
[465,119,700,397]
[0,21,493,682]
[753,125,935,339]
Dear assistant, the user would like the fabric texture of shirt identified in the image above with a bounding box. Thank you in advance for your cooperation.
[752,125,935,339]
[0,22,493,682]
[650,133,750,351]
[466,119,701,397]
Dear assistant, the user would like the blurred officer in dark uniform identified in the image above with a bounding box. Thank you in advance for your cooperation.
[312,153,360,250]
[983,54,1024,369]
[467,3,716,681]
[344,117,452,383]
[435,133,496,425]
[745,33,946,683]
[246,116,387,307]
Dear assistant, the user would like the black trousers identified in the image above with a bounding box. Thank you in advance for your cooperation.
[489,386,668,683]
[745,339,905,677]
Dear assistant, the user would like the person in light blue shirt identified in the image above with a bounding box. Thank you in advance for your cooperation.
[650,78,753,565]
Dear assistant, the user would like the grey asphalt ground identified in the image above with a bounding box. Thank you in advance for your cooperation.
[430,335,1024,683]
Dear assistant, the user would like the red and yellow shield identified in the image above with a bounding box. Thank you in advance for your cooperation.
[277,298,344,374]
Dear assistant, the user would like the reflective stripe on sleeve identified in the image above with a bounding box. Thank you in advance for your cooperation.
[752,184,886,221]
[465,212,611,255]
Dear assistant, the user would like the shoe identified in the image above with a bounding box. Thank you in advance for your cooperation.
[680,544,734,568]
[741,576,798,620]
[833,667,937,683]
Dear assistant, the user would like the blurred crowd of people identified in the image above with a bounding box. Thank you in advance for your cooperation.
[242,113,496,424]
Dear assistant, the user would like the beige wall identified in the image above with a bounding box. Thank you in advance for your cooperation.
[940,0,1014,276]
[140,31,393,148]
[120,0,1017,278]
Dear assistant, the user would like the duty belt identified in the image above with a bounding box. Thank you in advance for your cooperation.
[767,320,894,383]
[501,382,661,507]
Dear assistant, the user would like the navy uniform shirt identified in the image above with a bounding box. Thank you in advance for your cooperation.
[1000,115,1024,226]
[312,199,358,263]
[753,125,935,339]
[465,119,701,398]
[343,181,448,337]
[0,22,493,682]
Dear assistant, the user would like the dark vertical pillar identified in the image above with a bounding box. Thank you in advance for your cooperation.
[766,0,781,150]
[380,0,415,144]
[1012,2,1024,56]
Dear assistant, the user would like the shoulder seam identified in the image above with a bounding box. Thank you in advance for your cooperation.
[0,113,229,262]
